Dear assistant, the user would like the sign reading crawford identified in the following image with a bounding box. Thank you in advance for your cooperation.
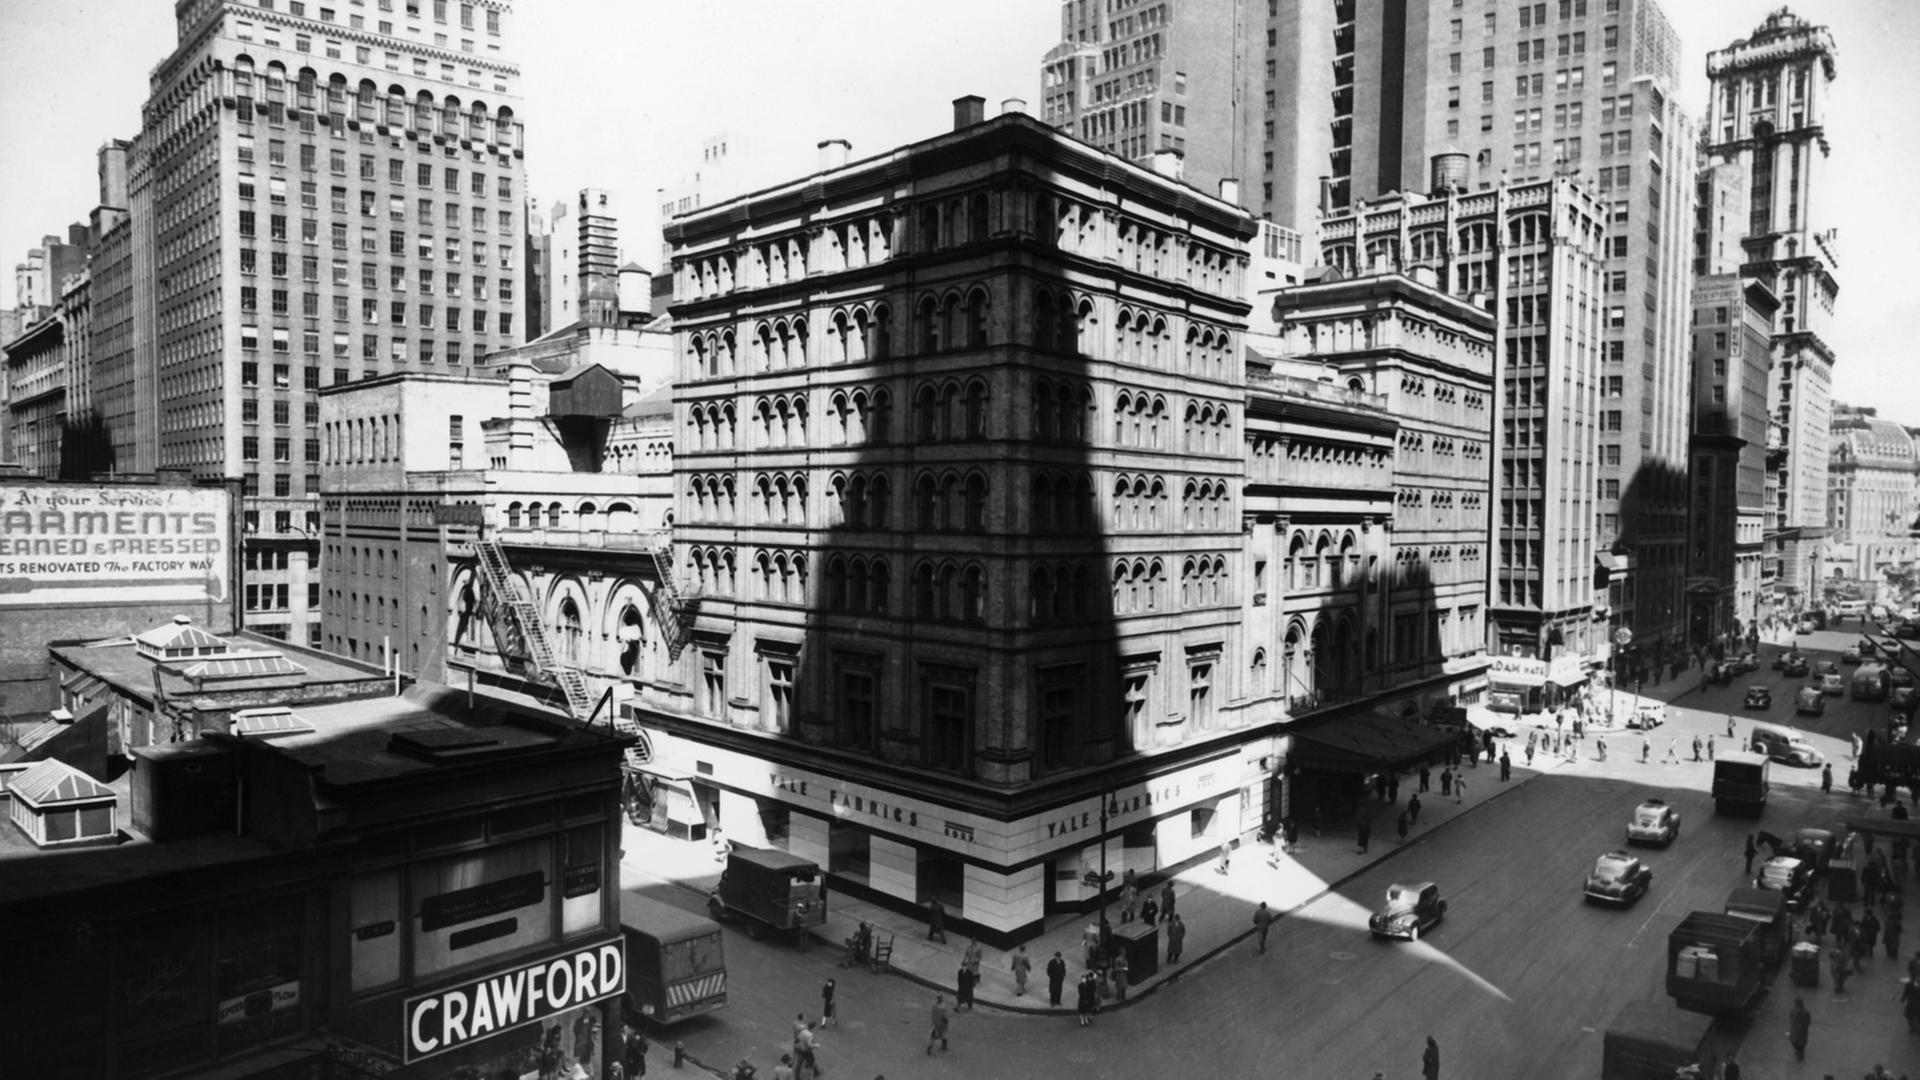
[0,483,230,608]
[403,939,624,1062]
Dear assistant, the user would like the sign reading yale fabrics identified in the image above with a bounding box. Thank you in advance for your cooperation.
[0,483,229,607]
[402,939,625,1062]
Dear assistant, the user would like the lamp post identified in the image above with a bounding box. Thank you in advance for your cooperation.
[1096,786,1120,928]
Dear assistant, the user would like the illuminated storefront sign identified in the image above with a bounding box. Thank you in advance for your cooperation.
[402,938,624,1063]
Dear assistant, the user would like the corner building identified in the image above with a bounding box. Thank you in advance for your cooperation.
[136,0,523,646]
[657,100,1262,943]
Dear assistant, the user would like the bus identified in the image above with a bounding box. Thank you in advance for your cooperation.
[1851,663,1889,702]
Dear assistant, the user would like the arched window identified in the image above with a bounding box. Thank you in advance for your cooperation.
[618,603,644,675]
[914,386,941,442]
[964,381,988,439]
[915,475,939,530]
[556,596,583,665]
[966,290,989,347]
[506,502,522,528]
[968,192,989,244]
[961,565,986,623]
[964,474,988,532]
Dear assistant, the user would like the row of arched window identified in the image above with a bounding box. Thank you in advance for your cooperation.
[323,415,398,464]
[1181,555,1231,606]
[1030,472,1097,533]
[829,472,891,530]
[913,472,990,533]
[753,394,808,447]
[228,59,518,147]
[1032,378,1094,443]
[913,288,991,353]
[828,387,892,446]
[502,500,639,531]
[1030,562,1097,623]
[753,473,809,526]
[1286,530,1364,592]
[912,379,990,442]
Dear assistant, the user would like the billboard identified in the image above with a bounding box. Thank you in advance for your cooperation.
[0,482,231,608]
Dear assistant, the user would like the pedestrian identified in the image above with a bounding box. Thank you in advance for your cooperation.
[1119,871,1138,924]
[1010,946,1032,996]
[1642,738,1651,763]
[1216,838,1233,875]
[1161,880,1177,924]
[1744,834,1757,875]
[1139,894,1159,927]
[1422,1035,1440,1080]
[1397,809,1410,843]
[1455,776,1466,804]
[820,978,837,1028]
[1721,1052,1739,1080]
[1833,903,1855,951]
[1851,929,1872,974]
[1097,918,1113,970]
[1525,740,1535,767]
[1075,971,1097,1027]
[1663,738,1678,764]
[1388,774,1400,804]
[1110,949,1129,1001]
[1253,901,1275,954]
[1356,815,1371,853]
[1691,735,1702,762]
[962,937,982,980]
[1726,714,1736,739]
[926,995,950,1053]
[1419,764,1431,792]
[1408,793,1422,826]
[1707,736,1715,762]
[771,1054,794,1080]
[1807,898,1830,943]
[1499,750,1511,781]
[1282,818,1299,854]
[927,898,948,943]
[1375,772,1389,802]
[622,1023,648,1080]
[1860,907,1881,959]
[1046,950,1067,1005]
[1900,974,1920,1034]
[791,1017,818,1079]
[1166,914,1186,964]
[1853,732,1863,760]
[1884,913,1902,961]
[1597,736,1607,762]
[1440,767,1453,797]
[1787,995,1810,1060]
[1830,944,1850,994]
[1082,921,1100,968]
[1822,762,1833,794]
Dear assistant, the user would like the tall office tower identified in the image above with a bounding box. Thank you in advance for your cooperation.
[129,0,523,645]
[576,188,620,325]
[1319,175,1607,661]
[1038,0,1334,229]
[1703,9,1839,617]
[1686,275,1776,645]
[91,138,156,473]
[1693,157,1747,277]
[1396,0,1694,658]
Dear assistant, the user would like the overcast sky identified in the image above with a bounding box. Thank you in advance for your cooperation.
[2,0,1915,424]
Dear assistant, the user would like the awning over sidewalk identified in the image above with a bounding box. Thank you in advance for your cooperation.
[1288,714,1461,773]
[1843,817,1920,843]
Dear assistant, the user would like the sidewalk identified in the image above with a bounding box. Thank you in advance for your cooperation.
[618,742,1576,1016]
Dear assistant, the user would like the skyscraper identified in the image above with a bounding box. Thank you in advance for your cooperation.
[1039,0,1335,230]
[1703,8,1839,618]
[125,0,524,645]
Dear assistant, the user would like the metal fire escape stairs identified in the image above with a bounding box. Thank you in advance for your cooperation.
[473,537,654,768]
[640,532,699,662]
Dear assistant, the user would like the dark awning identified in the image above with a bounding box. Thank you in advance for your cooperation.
[1843,817,1920,843]
[1288,714,1461,773]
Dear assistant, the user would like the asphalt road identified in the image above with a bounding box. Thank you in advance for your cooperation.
[639,632,1904,1079]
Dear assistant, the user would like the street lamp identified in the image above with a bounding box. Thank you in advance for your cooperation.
[1095,786,1121,928]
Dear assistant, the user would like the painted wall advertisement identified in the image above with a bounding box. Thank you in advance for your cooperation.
[0,483,230,608]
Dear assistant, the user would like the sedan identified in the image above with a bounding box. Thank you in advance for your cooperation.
[1754,855,1815,910]
[1819,672,1845,696]
[1842,646,1865,664]
[1782,828,1837,874]
[1368,882,1447,941]
[1815,659,1842,678]
[1889,666,1915,689]
[1782,655,1811,678]
[1626,705,1667,730]
[1794,685,1827,716]
[1726,653,1760,676]
[1585,851,1653,906]
[1890,685,1918,716]
[1625,798,1681,846]
[1744,685,1773,710]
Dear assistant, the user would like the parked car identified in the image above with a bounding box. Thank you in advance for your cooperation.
[1888,664,1915,688]
[1585,851,1654,906]
[1368,882,1447,941]
[1819,672,1845,696]
[1781,655,1811,678]
[1751,724,1823,767]
[1796,620,1817,635]
[1744,685,1773,710]
[1725,653,1760,676]
[1704,661,1734,686]
[1842,645,1865,664]
[1626,798,1681,846]
[1815,659,1841,677]
[1859,637,1882,658]
[1753,855,1815,910]
[1890,685,1919,717]
[1627,705,1668,730]
[1794,685,1827,716]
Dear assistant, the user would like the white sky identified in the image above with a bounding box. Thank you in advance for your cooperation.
[2,0,1915,424]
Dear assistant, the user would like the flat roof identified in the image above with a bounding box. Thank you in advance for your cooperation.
[51,632,387,707]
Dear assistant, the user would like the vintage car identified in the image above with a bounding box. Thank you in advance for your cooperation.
[1891,685,1919,717]
[1889,665,1916,689]
[1842,645,1865,664]
[1626,798,1681,847]
[1771,650,1801,671]
[1814,659,1841,678]
[1752,855,1815,910]
[1819,672,1845,696]
[1781,654,1811,678]
[1780,827,1838,874]
[1725,653,1760,676]
[1744,685,1773,710]
[1704,661,1734,686]
[1626,705,1668,730]
[1368,882,1447,941]
[1858,638,1882,658]
[1794,685,1827,717]
[1585,851,1654,906]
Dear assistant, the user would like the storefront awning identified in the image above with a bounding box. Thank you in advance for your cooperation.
[1288,714,1461,773]
[1551,668,1589,688]
[1842,817,1920,843]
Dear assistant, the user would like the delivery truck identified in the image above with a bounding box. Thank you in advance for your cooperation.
[1601,999,1718,1080]
[1711,752,1770,815]
[620,891,727,1025]
[1666,911,1765,1016]
[707,846,828,940]
[1721,886,1789,968]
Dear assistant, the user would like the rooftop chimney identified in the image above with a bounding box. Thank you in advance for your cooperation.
[953,95,986,130]
[1317,176,1333,217]
[817,138,851,171]
[1149,148,1184,179]
[1001,97,1028,116]
[1218,178,1242,206]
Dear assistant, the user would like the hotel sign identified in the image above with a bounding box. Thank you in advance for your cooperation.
[403,939,625,1063]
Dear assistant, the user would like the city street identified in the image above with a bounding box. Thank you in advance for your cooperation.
[621,628,1916,1078]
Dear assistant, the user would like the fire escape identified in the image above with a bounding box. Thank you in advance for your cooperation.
[472,537,662,767]
[639,531,698,661]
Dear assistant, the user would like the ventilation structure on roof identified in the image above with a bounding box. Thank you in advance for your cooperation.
[8,759,117,847]
[231,706,317,738]
[388,726,504,763]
